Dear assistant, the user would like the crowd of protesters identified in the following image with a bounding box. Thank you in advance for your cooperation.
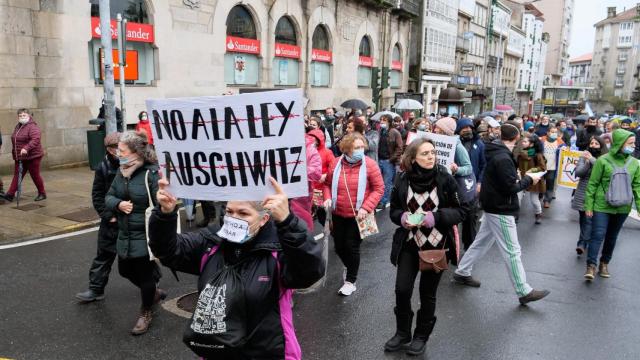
[5,100,637,360]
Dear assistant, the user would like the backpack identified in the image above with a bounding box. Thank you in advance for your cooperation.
[602,157,634,207]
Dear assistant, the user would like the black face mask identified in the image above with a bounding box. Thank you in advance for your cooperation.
[460,131,473,140]
[586,125,596,131]
[588,147,602,157]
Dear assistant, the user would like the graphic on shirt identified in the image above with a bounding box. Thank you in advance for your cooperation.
[191,283,227,334]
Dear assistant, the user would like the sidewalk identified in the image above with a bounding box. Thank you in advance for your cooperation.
[0,166,98,245]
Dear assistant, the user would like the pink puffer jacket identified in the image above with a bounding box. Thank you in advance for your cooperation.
[11,119,44,161]
[290,135,323,231]
[323,156,384,218]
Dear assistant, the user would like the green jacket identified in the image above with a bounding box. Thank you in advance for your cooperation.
[584,129,640,214]
[105,163,159,258]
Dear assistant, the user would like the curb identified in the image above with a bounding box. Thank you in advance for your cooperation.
[0,219,100,247]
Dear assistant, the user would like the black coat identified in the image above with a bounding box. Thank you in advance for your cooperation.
[480,141,533,216]
[92,155,119,251]
[576,127,603,151]
[389,166,466,267]
[148,210,324,359]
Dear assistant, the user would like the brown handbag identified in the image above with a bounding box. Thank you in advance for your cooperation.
[418,249,448,273]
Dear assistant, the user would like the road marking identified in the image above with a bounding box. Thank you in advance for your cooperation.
[0,227,99,250]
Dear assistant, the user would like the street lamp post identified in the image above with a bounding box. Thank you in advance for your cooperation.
[99,0,117,134]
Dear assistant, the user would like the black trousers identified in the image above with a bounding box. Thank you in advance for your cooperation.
[331,215,362,283]
[461,199,479,250]
[118,257,161,310]
[88,222,118,293]
[395,240,443,318]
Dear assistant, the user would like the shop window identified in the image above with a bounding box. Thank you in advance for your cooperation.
[390,43,402,88]
[89,0,155,85]
[358,36,373,87]
[273,16,300,86]
[311,25,332,87]
[225,5,260,85]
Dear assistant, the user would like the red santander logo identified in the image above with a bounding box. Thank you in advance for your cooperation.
[226,36,261,55]
[311,49,332,63]
[275,43,301,59]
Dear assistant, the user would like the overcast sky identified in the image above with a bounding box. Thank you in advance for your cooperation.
[569,0,639,58]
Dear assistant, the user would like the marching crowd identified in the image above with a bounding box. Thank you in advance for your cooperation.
[2,106,639,359]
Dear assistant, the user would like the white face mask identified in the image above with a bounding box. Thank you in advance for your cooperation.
[217,215,261,244]
[18,117,29,125]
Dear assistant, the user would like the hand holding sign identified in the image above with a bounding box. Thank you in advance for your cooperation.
[262,177,290,223]
[157,172,178,214]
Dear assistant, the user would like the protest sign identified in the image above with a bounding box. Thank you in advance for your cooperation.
[556,148,582,189]
[146,89,308,201]
[406,131,457,167]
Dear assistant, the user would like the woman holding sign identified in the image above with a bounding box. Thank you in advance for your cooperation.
[323,133,384,296]
[385,138,465,356]
[148,176,324,359]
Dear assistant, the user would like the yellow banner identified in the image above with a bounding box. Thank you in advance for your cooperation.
[557,148,583,189]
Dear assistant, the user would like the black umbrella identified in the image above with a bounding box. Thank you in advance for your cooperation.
[340,99,369,110]
[16,160,23,209]
[573,114,589,124]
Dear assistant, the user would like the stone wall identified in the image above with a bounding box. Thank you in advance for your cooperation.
[0,0,411,175]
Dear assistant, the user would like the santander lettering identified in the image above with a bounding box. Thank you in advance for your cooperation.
[226,36,261,55]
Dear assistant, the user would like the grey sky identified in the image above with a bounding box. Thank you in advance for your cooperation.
[569,0,639,58]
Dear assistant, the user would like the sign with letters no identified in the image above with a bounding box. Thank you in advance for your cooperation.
[146,89,308,201]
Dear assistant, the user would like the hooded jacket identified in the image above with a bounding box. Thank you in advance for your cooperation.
[480,141,534,216]
[517,147,547,194]
[135,120,154,145]
[307,129,336,193]
[456,118,486,183]
[148,211,324,360]
[11,119,44,161]
[584,129,640,214]
[389,167,466,266]
[92,154,120,250]
[290,134,322,231]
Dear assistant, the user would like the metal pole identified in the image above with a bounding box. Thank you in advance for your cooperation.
[117,14,127,125]
[99,0,117,134]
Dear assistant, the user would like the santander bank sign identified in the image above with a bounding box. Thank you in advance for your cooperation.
[91,17,154,43]
[226,36,261,55]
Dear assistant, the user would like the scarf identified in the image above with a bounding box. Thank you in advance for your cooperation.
[407,162,437,194]
[331,156,367,212]
[526,147,536,157]
[120,156,143,178]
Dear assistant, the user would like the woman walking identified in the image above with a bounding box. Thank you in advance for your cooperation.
[583,129,640,280]
[308,129,335,227]
[385,138,465,356]
[572,136,607,256]
[541,125,565,208]
[323,133,384,296]
[105,131,164,335]
[517,133,547,224]
[1,109,46,202]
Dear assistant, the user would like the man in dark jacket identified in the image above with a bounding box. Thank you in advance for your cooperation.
[576,117,602,150]
[455,118,486,249]
[453,121,550,305]
[378,115,404,208]
[76,133,120,302]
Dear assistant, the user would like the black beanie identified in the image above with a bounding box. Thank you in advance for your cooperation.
[501,121,520,141]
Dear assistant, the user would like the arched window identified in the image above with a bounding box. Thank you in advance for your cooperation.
[89,0,156,90]
[226,5,257,39]
[275,17,297,45]
[224,5,260,86]
[357,36,373,87]
[311,25,332,87]
[390,43,402,88]
[273,16,300,86]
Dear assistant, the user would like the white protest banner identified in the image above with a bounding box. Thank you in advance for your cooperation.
[407,131,457,167]
[146,89,308,201]
[557,148,582,189]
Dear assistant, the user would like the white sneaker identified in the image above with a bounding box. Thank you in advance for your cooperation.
[338,281,357,296]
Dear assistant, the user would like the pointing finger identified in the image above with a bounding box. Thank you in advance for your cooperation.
[269,176,286,195]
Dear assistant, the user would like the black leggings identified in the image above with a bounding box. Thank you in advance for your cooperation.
[395,241,443,317]
[331,215,362,283]
[118,257,161,310]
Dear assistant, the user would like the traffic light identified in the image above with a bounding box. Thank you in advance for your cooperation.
[371,67,381,89]
[381,67,390,89]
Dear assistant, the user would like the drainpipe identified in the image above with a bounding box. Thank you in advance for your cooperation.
[302,0,311,110]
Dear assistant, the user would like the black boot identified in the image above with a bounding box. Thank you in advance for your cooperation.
[406,311,436,356]
[384,307,414,352]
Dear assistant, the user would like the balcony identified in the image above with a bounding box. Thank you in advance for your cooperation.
[601,56,607,63]
[487,55,503,68]
[360,0,396,9]
[617,68,626,74]
[456,35,470,53]
[392,0,420,18]
[615,80,624,87]
[619,54,628,61]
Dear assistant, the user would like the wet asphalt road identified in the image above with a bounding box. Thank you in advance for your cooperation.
[1,187,640,360]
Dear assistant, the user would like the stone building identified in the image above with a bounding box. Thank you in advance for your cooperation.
[590,5,640,113]
[533,0,574,87]
[0,0,414,172]
[569,53,592,87]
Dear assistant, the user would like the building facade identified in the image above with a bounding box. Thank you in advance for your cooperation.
[0,0,414,172]
[590,6,640,113]
[569,53,592,86]
[411,0,460,115]
[484,1,512,108]
[534,0,574,87]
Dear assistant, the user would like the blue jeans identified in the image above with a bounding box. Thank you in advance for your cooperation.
[587,212,628,266]
[378,159,396,205]
[577,211,592,250]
